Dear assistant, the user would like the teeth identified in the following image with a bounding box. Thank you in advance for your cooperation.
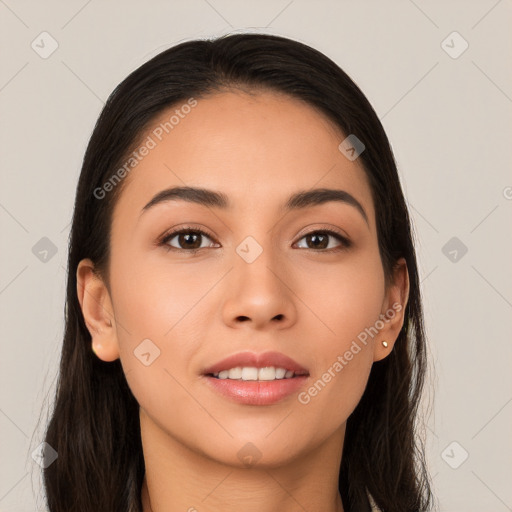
[258,367,277,381]
[228,367,242,379]
[242,367,258,380]
[275,367,286,379]
[212,366,296,380]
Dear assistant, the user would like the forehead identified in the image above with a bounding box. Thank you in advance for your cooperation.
[111,90,375,230]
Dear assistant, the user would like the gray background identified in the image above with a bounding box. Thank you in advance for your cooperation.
[1,1,511,510]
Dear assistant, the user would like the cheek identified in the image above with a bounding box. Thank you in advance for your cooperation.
[110,254,206,404]
[295,344,372,452]
[291,252,383,429]
[112,247,212,344]
[296,293,379,444]
[299,248,385,346]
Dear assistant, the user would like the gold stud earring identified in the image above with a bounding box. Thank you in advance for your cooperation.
[382,340,388,348]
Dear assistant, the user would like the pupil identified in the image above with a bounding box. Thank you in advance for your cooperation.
[309,233,327,249]
[181,233,200,249]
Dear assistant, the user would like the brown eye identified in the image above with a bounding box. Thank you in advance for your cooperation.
[159,227,351,254]
[295,230,351,251]
[161,228,217,252]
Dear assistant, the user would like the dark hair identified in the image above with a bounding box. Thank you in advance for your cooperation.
[39,33,434,512]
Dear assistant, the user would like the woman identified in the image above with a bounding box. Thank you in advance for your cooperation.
[41,33,434,511]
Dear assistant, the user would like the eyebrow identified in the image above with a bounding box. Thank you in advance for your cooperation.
[140,186,369,225]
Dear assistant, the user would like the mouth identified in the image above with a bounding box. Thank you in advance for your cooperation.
[201,350,309,378]
[201,351,310,405]
[206,366,309,381]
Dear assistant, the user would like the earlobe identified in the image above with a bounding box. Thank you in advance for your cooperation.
[91,339,120,362]
[76,258,120,362]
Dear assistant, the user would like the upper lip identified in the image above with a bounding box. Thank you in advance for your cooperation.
[202,351,309,376]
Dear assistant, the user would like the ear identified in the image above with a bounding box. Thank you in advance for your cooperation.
[373,257,410,362]
[76,258,120,362]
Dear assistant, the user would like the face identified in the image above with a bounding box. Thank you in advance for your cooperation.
[77,90,408,468]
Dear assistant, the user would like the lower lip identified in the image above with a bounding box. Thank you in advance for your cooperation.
[204,375,309,405]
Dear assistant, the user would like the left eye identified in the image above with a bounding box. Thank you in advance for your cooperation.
[160,228,351,252]
[295,230,351,251]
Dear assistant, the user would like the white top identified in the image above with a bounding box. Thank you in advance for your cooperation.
[368,491,382,511]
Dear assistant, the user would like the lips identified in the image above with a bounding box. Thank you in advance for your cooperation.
[201,350,309,376]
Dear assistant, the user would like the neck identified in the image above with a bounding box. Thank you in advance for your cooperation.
[139,408,345,512]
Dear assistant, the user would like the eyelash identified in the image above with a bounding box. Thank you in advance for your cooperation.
[158,225,352,254]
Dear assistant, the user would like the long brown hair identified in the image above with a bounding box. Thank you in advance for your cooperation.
[38,33,435,511]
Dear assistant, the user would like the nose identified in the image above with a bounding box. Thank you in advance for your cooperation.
[221,246,298,331]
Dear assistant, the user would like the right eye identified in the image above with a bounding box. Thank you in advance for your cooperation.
[159,227,219,253]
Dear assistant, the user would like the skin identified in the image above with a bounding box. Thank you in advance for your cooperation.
[76,90,409,512]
